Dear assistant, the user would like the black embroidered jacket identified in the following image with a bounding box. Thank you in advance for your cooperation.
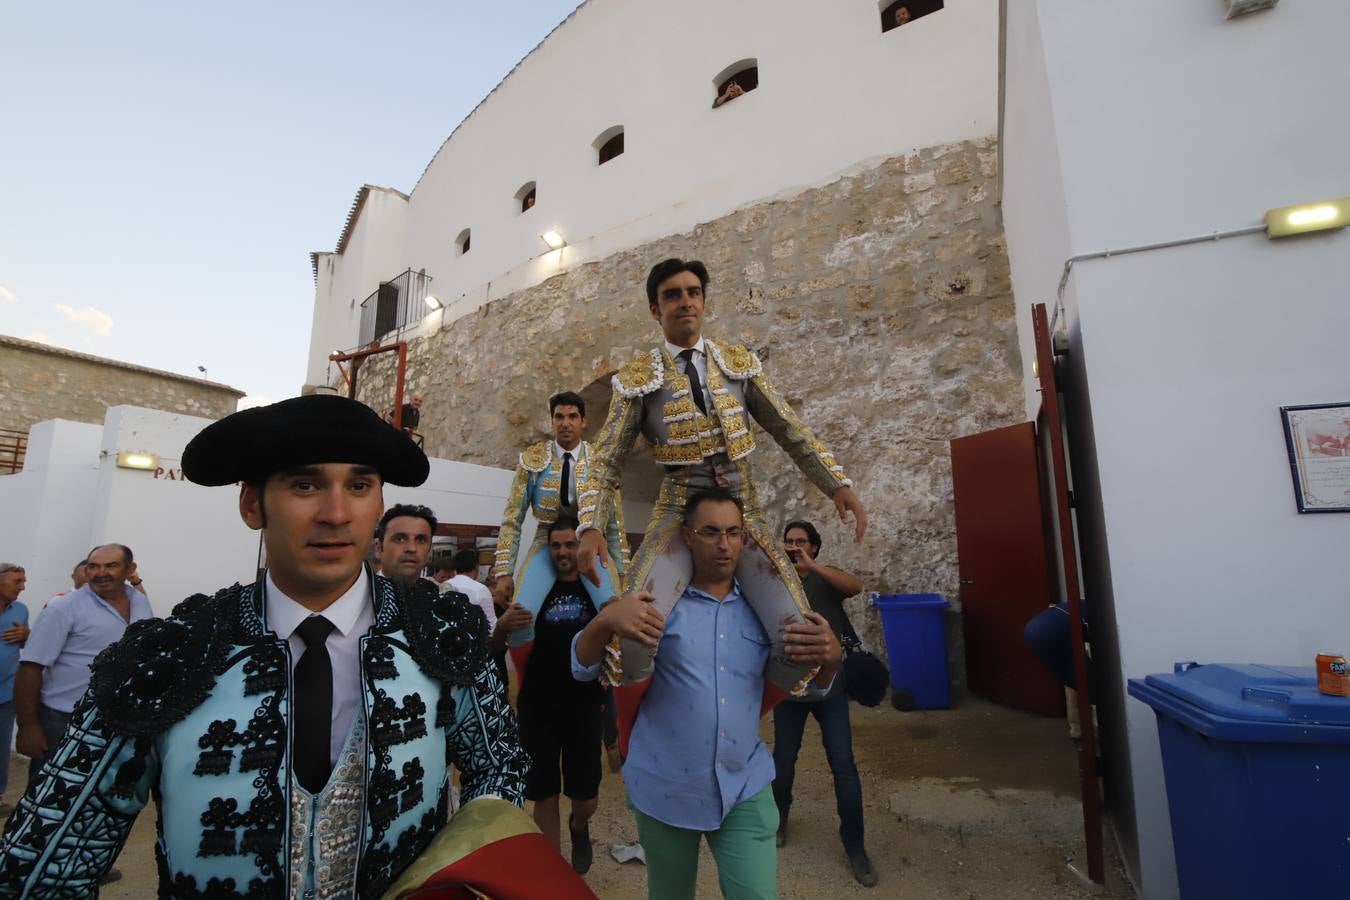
[0,574,528,898]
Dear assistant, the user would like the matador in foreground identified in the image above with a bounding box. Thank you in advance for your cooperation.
[0,396,594,899]
[576,257,867,747]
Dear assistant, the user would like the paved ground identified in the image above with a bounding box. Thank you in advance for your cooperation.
[3,694,1136,898]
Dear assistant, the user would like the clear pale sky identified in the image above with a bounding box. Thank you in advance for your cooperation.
[0,1,582,407]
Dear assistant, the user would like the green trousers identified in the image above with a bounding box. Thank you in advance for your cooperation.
[632,787,779,900]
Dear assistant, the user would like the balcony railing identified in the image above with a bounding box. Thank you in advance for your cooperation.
[358,269,433,345]
[0,428,28,475]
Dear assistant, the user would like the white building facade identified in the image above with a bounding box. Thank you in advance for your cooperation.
[306,0,998,387]
[1002,2,1350,897]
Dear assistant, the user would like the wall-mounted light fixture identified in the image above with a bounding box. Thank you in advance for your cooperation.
[424,295,443,311]
[1266,197,1350,239]
[1224,0,1278,19]
[116,451,159,471]
[541,230,567,251]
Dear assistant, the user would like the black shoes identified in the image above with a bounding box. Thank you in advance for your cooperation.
[569,814,593,874]
[847,849,879,887]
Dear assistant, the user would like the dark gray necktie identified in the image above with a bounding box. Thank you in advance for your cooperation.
[293,615,336,793]
[560,451,573,509]
[679,349,708,416]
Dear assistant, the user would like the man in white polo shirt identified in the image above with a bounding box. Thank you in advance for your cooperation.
[15,542,153,786]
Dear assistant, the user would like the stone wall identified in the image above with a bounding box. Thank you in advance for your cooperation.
[0,336,244,442]
[353,138,1024,676]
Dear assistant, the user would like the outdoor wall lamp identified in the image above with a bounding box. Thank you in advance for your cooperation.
[424,295,443,310]
[1266,197,1349,239]
[541,230,567,251]
[116,451,159,471]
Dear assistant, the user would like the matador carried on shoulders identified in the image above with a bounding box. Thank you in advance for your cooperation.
[493,390,628,680]
[576,257,867,747]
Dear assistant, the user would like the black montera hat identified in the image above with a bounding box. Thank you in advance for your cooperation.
[182,394,430,487]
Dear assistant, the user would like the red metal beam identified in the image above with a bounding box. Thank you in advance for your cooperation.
[328,342,409,429]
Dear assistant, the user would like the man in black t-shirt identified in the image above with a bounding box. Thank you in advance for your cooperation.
[773,520,879,888]
[495,517,603,874]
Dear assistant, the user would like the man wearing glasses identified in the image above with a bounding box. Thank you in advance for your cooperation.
[573,490,841,899]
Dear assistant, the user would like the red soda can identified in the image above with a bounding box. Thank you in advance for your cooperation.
[1316,652,1349,697]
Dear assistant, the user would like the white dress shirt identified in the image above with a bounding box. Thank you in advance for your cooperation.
[266,570,372,767]
[444,574,497,634]
[665,336,712,413]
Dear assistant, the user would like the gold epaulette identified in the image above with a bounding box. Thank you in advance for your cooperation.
[612,349,665,398]
[707,340,763,380]
[518,441,550,473]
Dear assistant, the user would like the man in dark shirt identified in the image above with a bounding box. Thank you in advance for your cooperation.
[495,516,603,874]
[772,520,878,888]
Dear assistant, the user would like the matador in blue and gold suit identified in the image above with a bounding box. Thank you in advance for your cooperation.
[492,439,627,675]
[0,573,527,898]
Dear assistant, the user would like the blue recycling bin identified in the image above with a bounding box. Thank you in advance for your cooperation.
[1128,663,1350,900]
[872,593,950,709]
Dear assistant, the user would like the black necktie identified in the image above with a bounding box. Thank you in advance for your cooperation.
[560,451,573,509]
[293,615,336,793]
[679,349,708,416]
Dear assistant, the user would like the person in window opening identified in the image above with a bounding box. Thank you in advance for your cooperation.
[524,192,536,211]
[894,6,911,27]
[713,79,745,108]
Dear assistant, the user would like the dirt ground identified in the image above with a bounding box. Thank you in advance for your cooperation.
[3,693,1136,899]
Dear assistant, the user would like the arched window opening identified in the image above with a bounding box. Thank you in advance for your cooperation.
[595,126,625,165]
[881,0,943,33]
[711,59,758,108]
[515,181,537,214]
[455,228,471,255]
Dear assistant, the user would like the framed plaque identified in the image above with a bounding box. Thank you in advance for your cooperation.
[1280,402,1350,513]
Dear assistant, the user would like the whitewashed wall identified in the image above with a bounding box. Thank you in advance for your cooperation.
[3,407,524,619]
[307,0,999,385]
[307,188,412,386]
[1001,2,1350,897]
[0,420,102,609]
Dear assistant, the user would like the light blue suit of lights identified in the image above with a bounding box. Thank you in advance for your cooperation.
[493,440,628,645]
[0,575,528,898]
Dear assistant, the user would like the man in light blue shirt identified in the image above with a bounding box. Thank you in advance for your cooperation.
[16,543,152,787]
[0,563,32,811]
[573,489,843,899]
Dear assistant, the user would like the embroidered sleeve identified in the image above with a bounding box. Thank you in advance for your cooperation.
[492,464,533,578]
[579,383,643,538]
[0,697,159,895]
[743,372,854,496]
[604,488,630,580]
[447,660,529,807]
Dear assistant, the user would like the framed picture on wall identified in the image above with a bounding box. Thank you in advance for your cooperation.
[1280,402,1350,513]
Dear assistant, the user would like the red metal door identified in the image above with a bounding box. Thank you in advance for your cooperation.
[950,421,1065,716]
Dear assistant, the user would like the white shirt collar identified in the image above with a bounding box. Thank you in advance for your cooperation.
[553,440,584,461]
[665,336,705,360]
[265,568,371,639]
